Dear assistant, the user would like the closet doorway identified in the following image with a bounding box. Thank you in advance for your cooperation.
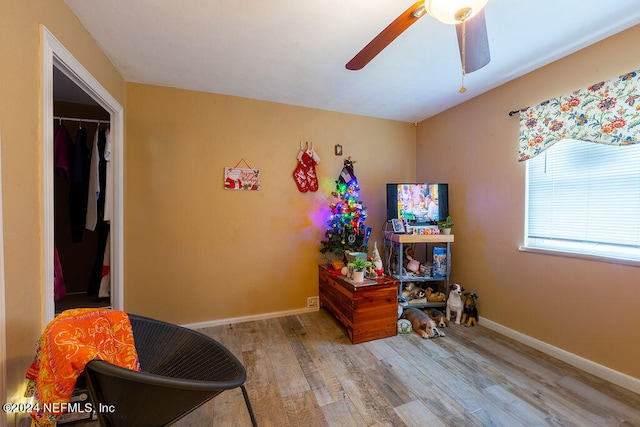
[53,68,111,314]
[42,26,124,323]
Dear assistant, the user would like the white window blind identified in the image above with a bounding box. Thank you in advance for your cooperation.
[525,138,640,261]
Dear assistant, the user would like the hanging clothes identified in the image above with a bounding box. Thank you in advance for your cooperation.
[85,127,100,231]
[53,245,67,301]
[97,129,108,222]
[103,128,113,222]
[84,127,111,296]
[87,222,109,296]
[69,126,88,242]
[53,124,72,301]
[87,130,110,295]
[54,125,72,178]
[98,234,110,299]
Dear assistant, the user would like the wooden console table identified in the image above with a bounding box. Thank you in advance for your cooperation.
[318,264,399,344]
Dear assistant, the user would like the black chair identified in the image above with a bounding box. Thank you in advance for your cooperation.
[84,313,257,426]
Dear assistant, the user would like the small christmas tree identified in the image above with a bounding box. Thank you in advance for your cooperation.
[320,158,371,257]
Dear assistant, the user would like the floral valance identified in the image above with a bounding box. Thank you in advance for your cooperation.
[517,69,640,162]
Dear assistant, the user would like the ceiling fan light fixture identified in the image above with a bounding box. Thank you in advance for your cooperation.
[425,0,488,24]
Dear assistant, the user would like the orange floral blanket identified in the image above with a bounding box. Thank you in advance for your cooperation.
[25,308,140,426]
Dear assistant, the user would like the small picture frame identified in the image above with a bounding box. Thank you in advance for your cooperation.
[392,219,406,234]
[334,144,342,156]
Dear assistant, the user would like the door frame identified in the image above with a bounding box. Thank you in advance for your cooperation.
[41,26,124,323]
[0,126,7,427]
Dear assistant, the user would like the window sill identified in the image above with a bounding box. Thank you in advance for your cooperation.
[518,245,640,267]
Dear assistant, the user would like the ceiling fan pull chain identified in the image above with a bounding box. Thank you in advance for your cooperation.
[459,17,467,93]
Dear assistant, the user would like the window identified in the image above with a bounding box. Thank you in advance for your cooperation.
[524,139,640,262]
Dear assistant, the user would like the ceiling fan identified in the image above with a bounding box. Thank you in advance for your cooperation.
[346,0,491,92]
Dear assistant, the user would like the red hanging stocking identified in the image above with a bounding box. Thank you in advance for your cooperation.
[293,150,309,192]
[301,149,320,192]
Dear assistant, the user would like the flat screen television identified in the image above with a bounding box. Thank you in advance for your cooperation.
[386,183,449,224]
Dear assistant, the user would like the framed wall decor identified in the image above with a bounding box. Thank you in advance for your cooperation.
[392,219,406,234]
[224,159,260,190]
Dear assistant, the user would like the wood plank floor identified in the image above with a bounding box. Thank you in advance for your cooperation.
[172,309,640,427]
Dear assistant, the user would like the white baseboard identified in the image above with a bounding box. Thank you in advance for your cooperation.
[480,317,640,395]
[181,306,319,330]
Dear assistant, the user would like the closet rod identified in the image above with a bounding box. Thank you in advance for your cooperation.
[54,115,110,125]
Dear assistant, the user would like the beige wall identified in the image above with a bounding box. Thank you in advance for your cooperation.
[0,0,126,410]
[124,83,416,324]
[416,25,640,379]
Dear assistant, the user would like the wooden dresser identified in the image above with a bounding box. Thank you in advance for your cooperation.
[318,265,399,344]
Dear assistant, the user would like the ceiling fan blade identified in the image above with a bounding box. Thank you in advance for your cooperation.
[455,9,490,73]
[346,1,426,71]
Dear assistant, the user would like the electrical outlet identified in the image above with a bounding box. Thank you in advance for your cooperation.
[307,296,319,308]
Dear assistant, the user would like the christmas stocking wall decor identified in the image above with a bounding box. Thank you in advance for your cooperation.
[293,142,321,193]
[293,156,309,192]
[304,143,320,192]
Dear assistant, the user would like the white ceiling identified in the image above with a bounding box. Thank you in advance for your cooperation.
[64,0,640,123]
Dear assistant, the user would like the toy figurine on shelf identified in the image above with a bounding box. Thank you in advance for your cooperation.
[366,265,378,280]
[425,287,446,302]
[371,242,384,276]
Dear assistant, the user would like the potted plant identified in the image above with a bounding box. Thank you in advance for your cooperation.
[438,216,454,234]
[348,258,373,282]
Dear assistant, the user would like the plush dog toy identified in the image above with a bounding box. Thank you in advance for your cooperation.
[401,282,426,301]
[403,307,444,338]
[460,291,479,327]
[425,287,446,302]
[425,308,449,328]
[446,283,464,325]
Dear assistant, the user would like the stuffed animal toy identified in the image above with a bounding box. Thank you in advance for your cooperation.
[403,307,444,338]
[401,283,425,301]
[403,245,425,274]
[425,287,446,302]
[446,283,464,325]
[410,287,426,300]
[425,308,449,328]
[401,281,415,294]
[406,259,420,273]
[403,246,415,263]
[460,291,479,327]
